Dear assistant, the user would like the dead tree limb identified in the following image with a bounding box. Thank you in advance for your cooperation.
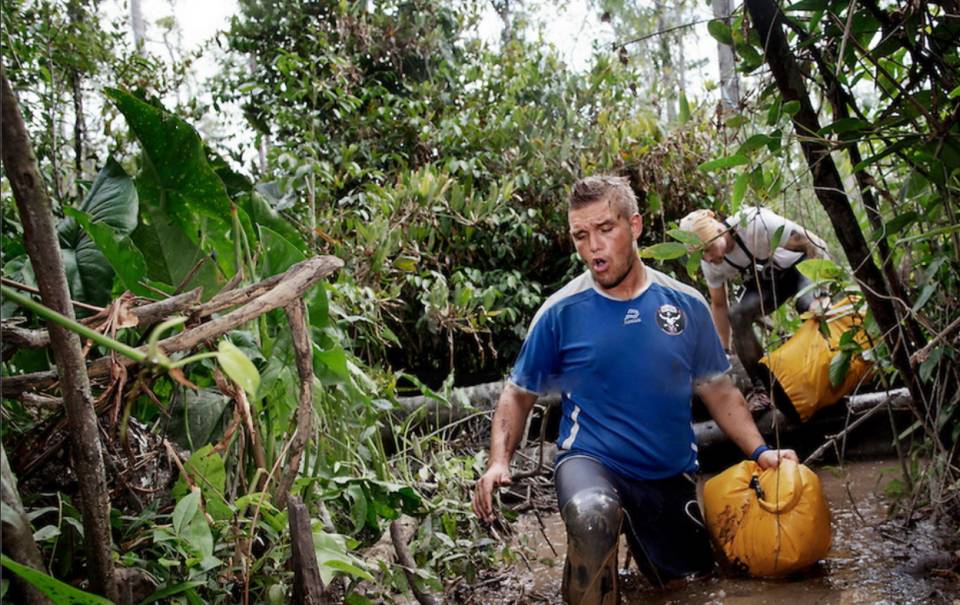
[287,496,328,605]
[1,64,118,602]
[275,298,314,510]
[0,446,49,605]
[390,519,440,605]
[1,288,202,350]
[0,256,342,396]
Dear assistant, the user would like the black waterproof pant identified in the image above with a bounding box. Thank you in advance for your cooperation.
[729,265,814,386]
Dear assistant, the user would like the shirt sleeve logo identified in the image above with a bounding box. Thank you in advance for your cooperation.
[656,304,685,335]
[623,308,642,325]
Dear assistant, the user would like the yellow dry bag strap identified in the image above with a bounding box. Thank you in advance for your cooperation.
[756,460,804,514]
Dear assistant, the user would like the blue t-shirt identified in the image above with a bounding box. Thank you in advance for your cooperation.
[508,266,730,480]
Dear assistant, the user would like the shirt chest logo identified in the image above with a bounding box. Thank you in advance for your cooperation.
[656,304,685,335]
[623,308,642,325]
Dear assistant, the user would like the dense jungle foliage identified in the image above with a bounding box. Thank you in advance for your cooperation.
[0,0,957,603]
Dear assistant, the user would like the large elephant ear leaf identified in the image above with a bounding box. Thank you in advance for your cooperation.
[104,88,236,281]
[56,158,139,306]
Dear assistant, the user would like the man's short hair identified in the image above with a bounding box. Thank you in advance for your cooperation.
[568,175,639,218]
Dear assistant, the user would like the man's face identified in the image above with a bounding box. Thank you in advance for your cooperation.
[569,198,642,291]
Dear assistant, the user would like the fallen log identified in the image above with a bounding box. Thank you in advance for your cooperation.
[396,378,912,467]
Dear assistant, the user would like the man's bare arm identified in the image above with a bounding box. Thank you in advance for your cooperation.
[784,229,828,260]
[696,373,796,469]
[472,384,538,522]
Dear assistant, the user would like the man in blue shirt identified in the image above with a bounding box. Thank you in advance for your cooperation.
[472,176,797,604]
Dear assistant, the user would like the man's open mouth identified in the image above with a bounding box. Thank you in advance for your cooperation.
[593,258,608,271]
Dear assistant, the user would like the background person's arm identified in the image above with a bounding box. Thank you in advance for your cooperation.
[782,224,829,260]
[709,285,732,350]
[696,374,797,469]
[472,384,538,522]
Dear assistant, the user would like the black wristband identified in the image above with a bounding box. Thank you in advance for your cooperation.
[750,444,770,462]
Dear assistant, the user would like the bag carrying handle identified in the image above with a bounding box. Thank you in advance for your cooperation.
[756,459,804,514]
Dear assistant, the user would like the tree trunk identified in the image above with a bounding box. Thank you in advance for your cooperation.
[0,65,119,602]
[0,446,49,605]
[743,0,935,445]
[712,0,740,111]
[130,0,146,50]
[68,0,86,194]
[656,2,676,122]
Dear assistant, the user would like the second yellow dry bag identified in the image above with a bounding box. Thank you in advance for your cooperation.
[702,458,831,578]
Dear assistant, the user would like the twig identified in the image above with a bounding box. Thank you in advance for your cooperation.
[1,276,103,313]
[390,520,441,605]
[612,18,710,50]
[911,315,960,366]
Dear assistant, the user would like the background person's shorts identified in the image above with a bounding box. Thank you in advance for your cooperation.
[555,454,715,586]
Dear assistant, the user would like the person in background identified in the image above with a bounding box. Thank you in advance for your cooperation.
[473,176,797,604]
[679,207,830,406]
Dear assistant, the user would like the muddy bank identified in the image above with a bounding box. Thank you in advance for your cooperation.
[466,458,960,604]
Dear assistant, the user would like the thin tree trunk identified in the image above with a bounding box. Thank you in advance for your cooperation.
[0,446,49,605]
[1,65,119,602]
[656,2,676,122]
[712,0,740,111]
[68,0,86,194]
[744,0,934,445]
[130,0,146,50]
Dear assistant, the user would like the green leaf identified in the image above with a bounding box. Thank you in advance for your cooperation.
[667,229,702,247]
[64,208,150,298]
[782,100,801,116]
[725,115,748,128]
[56,158,139,305]
[217,340,260,398]
[172,445,230,521]
[828,350,852,388]
[106,89,236,279]
[949,85,960,100]
[313,344,350,383]
[132,169,223,294]
[0,555,114,605]
[732,172,749,209]
[345,484,368,533]
[785,0,830,10]
[880,211,918,239]
[678,91,691,124]
[260,226,305,277]
[796,258,845,282]
[771,224,786,254]
[141,580,206,604]
[247,186,306,249]
[639,242,687,260]
[698,153,750,171]
[172,489,201,536]
[819,117,868,135]
[738,134,771,155]
[707,19,734,45]
[313,530,373,585]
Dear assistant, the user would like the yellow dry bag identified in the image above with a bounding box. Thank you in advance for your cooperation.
[702,459,831,577]
[760,297,873,421]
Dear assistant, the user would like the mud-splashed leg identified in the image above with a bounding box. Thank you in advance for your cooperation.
[560,487,622,605]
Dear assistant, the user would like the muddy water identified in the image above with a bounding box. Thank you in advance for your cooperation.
[500,459,959,604]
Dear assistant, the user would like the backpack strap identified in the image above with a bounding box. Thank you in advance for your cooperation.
[721,218,757,272]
